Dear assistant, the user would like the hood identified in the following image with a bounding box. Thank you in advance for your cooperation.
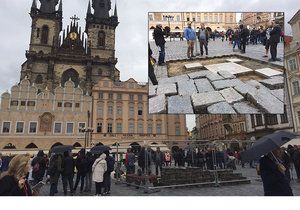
[37,150,44,157]
[100,153,106,160]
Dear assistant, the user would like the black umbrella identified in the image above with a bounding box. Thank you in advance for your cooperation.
[241,131,296,162]
[51,145,73,155]
[90,145,111,155]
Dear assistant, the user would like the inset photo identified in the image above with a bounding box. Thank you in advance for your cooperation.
[148,12,285,114]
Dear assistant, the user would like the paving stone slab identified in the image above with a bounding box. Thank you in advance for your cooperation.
[234,83,255,96]
[259,76,284,89]
[245,80,270,91]
[188,70,210,79]
[212,79,244,90]
[270,89,284,102]
[218,70,236,79]
[254,68,283,78]
[168,95,194,113]
[194,78,215,93]
[226,58,243,63]
[207,102,236,114]
[185,62,203,71]
[149,95,167,114]
[219,87,244,104]
[178,79,197,96]
[206,72,224,81]
[158,74,190,84]
[191,91,225,110]
[233,102,260,114]
[157,83,177,96]
[205,62,253,75]
[149,85,157,98]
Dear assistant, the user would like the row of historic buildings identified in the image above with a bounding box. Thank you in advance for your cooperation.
[241,12,284,29]
[0,0,188,151]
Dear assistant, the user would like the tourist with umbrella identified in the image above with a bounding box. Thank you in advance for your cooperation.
[241,131,295,196]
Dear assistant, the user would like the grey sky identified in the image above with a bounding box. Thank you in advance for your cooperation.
[0,0,298,131]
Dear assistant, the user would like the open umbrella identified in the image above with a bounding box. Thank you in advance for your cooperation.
[241,131,296,162]
[90,145,111,155]
[51,145,73,155]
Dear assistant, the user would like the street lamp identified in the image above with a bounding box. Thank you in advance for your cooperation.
[163,15,174,42]
[79,127,94,149]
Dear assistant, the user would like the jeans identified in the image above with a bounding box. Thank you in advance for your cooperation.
[158,44,165,64]
[62,174,74,195]
[148,61,158,85]
[103,172,111,193]
[199,39,208,55]
[73,173,85,192]
[95,182,103,195]
[84,172,92,192]
[155,164,162,176]
[233,40,240,49]
[240,39,246,52]
[50,182,58,196]
[270,42,278,61]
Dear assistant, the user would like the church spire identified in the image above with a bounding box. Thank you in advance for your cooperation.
[31,0,37,9]
[114,1,118,17]
[87,0,92,16]
[58,0,63,12]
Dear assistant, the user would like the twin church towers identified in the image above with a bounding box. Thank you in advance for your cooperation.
[22,0,120,93]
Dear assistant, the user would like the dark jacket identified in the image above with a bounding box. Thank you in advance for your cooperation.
[240,27,249,40]
[0,175,32,196]
[198,28,209,42]
[269,25,281,43]
[31,151,46,181]
[62,156,74,175]
[153,26,166,46]
[259,155,293,196]
[154,151,164,165]
[75,155,87,175]
[47,155,62,184]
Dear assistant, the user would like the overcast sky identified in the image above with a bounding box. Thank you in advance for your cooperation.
[0,0,299,131]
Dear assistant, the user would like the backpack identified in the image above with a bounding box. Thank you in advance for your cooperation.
[106,156,115,173]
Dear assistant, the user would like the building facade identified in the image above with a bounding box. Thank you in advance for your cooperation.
[149,12,237,32]
[241,12,274,29]
[286,10,300,132]
[91,78,187,149]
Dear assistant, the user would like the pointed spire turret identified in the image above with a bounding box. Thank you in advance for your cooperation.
[58,0,63,12]
[31,0,37,9]
[87,1,92,16]
[114,1,118,17]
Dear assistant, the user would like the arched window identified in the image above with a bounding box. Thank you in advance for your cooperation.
[51,142,63,149]
[25,143,38,149]
[95,142,104,146]
[73,142,82,148]
[150,26,155,30]
[35,74,43,84]
[41,25,49,44]
[61,69,79,87]
[98,31,105,47]
[3,143,16,149]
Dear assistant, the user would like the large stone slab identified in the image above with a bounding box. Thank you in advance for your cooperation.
[206,72,224,82]
[219,87,244,104]
[194,78,215,93]
[233,102,260,114]
[226,58,243,63]
[149,85,157,98]
[184,62,203,71]
[168,95,194,113]
[158,74,189,84]
[259,76,284,89]
[188,70,210,79]
[212,79,244,90]
[254,68,283,78]
[205,62,253,75]
[207,102,236,114]
[157,83,177,96]
[270,89,284,102]
[149,95,167,114]
[178,79,197,96]
[218,70,236,79]
[191,91,225,111]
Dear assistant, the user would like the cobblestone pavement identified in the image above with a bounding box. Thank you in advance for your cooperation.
[148,39,285,115]
[38,165,300,196]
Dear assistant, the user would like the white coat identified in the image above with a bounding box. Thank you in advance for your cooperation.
[92,154,107,183]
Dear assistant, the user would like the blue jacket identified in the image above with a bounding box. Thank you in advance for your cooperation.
[259,155,293,196]
[184,27,196,41]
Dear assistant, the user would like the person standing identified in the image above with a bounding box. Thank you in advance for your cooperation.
[62,151,74,196]
[259,148,293,196]
[31,150,46,186]
[263,24,272,58]
[84,152,94,193]
[269,20,281,62]
[126,148,135,174]
[92,153,107,196]
[239,24,249,54]
[184,22,197,58]
[232,27,240,51]
[73,149,87,194]
[154,147,164,176]
[47,154,62,196]
[293,145,300,181]
[148,44,158,85]
[103,150,115,195]
[198,23,209,56]
[153,24,166,66]
[0,154,33,196]
[164,150,171,167]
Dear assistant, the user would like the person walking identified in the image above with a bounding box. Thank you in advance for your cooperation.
[184,22,197,58]
[31,150,46,186]
[198,23,209,56]
[103,151,115,195]
[259,148,293,196]
[0,154,33,196]
[73,149,87,194]
[92,153,107,196]
[153,23,166,66]
[62,151,74,196]
[239,24,249,54]
[154,147,164,176]
[47,154,63,196]
[269,20,281,62]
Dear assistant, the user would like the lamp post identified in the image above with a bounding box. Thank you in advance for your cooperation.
[163,15,174,42]
[79,127,94,149]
